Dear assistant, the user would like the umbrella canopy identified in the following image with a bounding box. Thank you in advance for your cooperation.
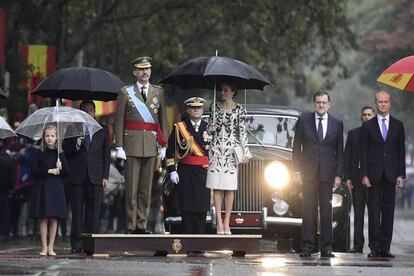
[377,56,414,92]
[32,67,125,101]
[160,56,272,90]
[15,106,102,141]
[0,117,16,138]
[0,87,6,99]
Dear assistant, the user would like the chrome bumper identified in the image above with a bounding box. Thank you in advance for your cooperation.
[262,207,302,229]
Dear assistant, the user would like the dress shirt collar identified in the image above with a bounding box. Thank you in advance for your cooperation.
[315,112,328,121]
[137,81,149,92]
[190,120,201,127]
[377,114,390,122]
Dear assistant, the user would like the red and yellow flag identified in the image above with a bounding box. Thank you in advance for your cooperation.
[377,55,414,92]
[20,45,56,104]
[0,10,5,68]
[94,100,117,117]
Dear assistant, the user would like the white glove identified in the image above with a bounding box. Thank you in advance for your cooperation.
[116,147,127,160]
[159,147,166,160]
[170,171,179,184]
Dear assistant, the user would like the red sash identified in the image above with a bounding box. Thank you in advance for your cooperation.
[124,120,166,146]
[179,156,208,167]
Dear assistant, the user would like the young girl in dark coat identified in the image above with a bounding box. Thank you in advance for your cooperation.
[29,124,68,256]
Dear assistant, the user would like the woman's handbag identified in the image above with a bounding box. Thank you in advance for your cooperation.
[234,145,244,165]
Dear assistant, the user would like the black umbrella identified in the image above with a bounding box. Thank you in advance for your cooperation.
[160,56,272,90]
[32,67,125,101]
[161,56,272,124]
[0,87,6,99]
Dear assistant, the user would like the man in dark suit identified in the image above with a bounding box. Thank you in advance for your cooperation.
[63,100,110,253]
[345,106,375,253]
[360,91,405,258]
[166,97,210,234]
[292,90,344,258]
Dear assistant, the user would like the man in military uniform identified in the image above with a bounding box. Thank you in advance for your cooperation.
[115,56,168,234]
[166,97,211,234]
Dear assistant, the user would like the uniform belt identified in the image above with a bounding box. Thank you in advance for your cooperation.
[124,120,166,146]
[179,156,208,167]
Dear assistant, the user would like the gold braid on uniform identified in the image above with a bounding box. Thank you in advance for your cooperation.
[175,126,193,160]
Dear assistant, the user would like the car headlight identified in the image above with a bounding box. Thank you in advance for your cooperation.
[332,194,343,208]
[271,192,289,216]
[264,161,290,189]
[273,200,289,216]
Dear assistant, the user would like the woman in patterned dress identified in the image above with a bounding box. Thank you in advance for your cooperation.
[206,83,251,235]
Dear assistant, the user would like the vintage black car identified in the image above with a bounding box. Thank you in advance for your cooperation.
[164,104,351,252]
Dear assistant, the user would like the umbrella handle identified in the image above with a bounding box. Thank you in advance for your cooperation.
[55,98,61,162]
[212,50,218,125]
[213,83,216,125]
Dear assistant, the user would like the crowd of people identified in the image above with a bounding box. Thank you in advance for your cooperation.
[0,55,408,260]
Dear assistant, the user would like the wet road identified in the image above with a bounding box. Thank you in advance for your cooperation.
[0,209,413,275]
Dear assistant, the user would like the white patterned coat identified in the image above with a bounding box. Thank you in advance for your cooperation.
[206,104,250,190]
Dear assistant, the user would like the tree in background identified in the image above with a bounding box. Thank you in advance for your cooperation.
[0,0,355,116]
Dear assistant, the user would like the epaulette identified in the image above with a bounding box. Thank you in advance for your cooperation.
[152,84,163,89]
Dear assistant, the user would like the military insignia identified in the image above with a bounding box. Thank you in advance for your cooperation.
[150,104,155,109]
[153,108,158,114]
[205,145,210,150]
[202,131,210,142]
[172,239,182,253]
[152,97,159,104]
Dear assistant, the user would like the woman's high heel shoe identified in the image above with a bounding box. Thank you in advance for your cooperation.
[216,226,224,235]
[223,227,232,235]
[47,249,56,256]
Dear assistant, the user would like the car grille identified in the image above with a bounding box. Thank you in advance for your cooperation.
[235,159,264,211]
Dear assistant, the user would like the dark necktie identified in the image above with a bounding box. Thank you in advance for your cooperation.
[85,134,91,151]
[194,123,199,132]
[141,86,147,102]
[381,118,388,141]
[317,117,324,142]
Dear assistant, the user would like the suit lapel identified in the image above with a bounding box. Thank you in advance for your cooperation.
[310,112,320,143]
[132,84,143,102]
[324,114,335,143]
[146,85,153,106]
[373,115,385,141]
[386,116,396,141]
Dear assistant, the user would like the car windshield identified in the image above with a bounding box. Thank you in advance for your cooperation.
[245,115,297,149]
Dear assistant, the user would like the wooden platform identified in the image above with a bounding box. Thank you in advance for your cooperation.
[82,234,262,256]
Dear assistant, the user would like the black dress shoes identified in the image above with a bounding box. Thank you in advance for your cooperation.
[71,249,82,254]
[125,229,135,234]
[299,251,311,257]
[368,251,380,258]
[349,247,363,253]
[134,228,152,234]
[320,251,335,258]
[380,251,395,258]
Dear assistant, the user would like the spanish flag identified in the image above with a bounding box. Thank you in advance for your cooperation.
[93,100,117,117]
[20,45,56,104]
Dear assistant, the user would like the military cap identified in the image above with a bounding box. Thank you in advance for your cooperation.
[184,97,206,107]
[131,56,152,68]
